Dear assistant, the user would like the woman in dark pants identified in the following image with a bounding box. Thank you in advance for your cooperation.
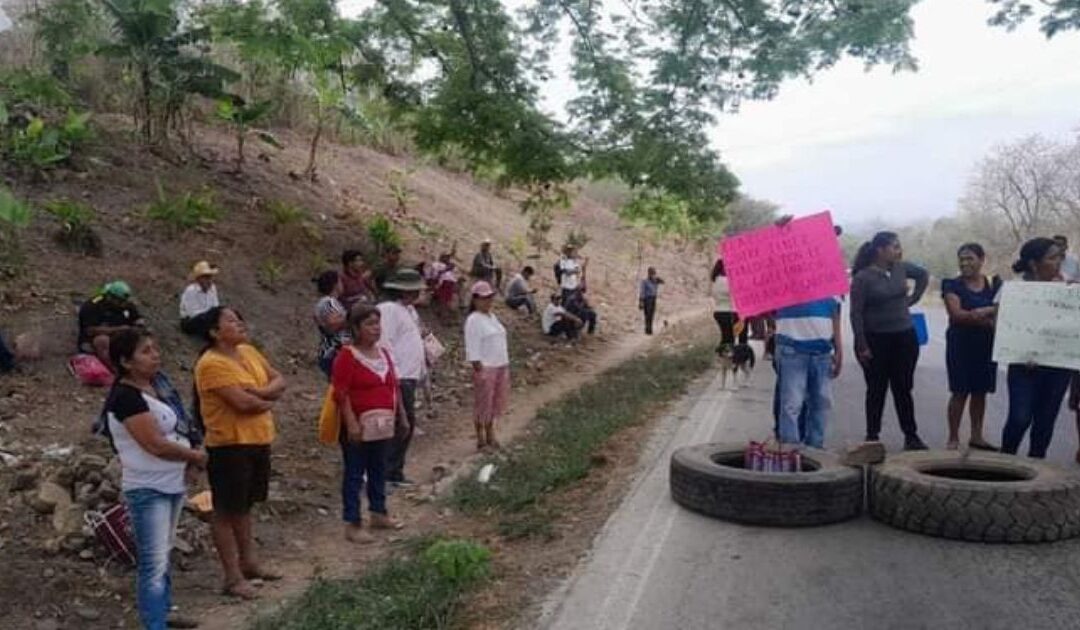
[850,231,930,450]
[711,259,747,347]
[332,304,404,543]
[1000,238,1073,459]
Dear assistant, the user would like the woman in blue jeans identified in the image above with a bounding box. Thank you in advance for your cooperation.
[103,329,206,629]
[332,304,404,543]
[1000,238,1073,458]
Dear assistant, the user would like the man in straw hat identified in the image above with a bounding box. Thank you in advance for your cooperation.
[180,261,221,336]
[378,268,428,486]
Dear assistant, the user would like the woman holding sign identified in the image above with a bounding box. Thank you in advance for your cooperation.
[850,231,930,451]
[999,237,1073,459]
[942,243,1001,451]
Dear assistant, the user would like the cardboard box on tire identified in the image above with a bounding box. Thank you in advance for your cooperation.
[669,442,863,527]
[870,450,1080,543]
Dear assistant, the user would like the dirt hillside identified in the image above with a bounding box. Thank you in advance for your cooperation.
[0,118,713,628]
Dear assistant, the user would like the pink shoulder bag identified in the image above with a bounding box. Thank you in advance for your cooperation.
[347,346,398,442]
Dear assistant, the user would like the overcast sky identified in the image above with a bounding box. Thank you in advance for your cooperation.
[711,2,1080,227]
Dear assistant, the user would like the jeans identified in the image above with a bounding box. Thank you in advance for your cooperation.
[0,330,14,372]
[124,489,184,630]
[771,360,808,439]
[506,294,536,314]
[776,347,833,448]
[1001,365,1074,458]
[341,439,389,522]
[642,296,657,335]
[387,379,417,481]
[861,329,920,441]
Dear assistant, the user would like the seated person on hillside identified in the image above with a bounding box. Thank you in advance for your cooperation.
[179,261,221,336]
[505,266,537,315]
[565,290,597,335]
[78,281,146,366]
[471,238,503,292]
[373,245,404,298]
[430,253,462,319]
[339,249,376,310]
[542,293,582,340]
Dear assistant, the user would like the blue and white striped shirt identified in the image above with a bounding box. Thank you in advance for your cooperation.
[775,298,840,354]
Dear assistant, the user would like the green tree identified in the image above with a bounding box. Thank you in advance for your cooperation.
[99,0,236,144]
[987,0,1080,37]
[29,0,104,80]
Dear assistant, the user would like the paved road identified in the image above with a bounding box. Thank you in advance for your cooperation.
[538,307,1080,630]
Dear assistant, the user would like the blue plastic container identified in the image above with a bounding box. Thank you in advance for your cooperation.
[912,312,929,346]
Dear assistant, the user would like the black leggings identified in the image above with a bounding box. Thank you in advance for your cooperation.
[713,311,747,346]
[861,329,920,441]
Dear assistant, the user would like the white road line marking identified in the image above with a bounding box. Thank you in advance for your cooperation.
[593,376,734,630]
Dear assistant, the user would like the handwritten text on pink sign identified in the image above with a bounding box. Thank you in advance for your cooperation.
[719,211,849,317]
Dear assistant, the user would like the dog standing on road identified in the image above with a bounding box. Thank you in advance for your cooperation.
[716,342,756,390]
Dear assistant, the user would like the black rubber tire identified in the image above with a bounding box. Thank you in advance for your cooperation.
[870,451,1080,543]
[669,442,863,526]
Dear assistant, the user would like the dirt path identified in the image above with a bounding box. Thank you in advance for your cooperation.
[188,308,709,629]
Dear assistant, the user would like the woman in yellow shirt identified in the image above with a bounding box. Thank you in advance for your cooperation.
[195,307,286,600]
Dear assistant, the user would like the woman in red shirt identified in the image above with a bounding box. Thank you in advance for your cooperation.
[331,304,404,543]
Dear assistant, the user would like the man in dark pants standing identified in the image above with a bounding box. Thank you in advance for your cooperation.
[377,269,428,486]
[639,267,663,335]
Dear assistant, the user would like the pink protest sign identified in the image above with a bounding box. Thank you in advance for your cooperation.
[718,211,848,317]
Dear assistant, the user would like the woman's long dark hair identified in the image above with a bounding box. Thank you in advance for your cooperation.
[191,306,239,437]
[1012,237,1057,275]
[109,328,154,379]
[851,231,899,276]
[711,259,726,281]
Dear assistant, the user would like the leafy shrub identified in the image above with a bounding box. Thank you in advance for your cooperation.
[147,181,224,231]
[0,187,32,271]
[45,199,102,255]
[366,214,402,256]
[2,110,92,170]
[421,539,492,585]
[565,227,591,251]
[0,70,72,109]
[257,258,284,291]
[386,168,414,214]
[266,200,305,231]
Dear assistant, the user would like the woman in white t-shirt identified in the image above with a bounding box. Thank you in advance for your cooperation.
[104,329,206,630]
[464,281,510,450]
[711,259,747,347]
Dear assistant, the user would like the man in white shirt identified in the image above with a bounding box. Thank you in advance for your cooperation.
[555,244,587,302]
[1054,235,1080,283]
[179,261,220,336]
[378,269,428,486]
[542,293,582,340]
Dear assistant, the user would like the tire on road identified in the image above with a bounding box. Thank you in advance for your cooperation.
[870,451,1080,543]
[669,442,863,526]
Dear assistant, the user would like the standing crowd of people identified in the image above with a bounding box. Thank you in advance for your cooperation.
[715,225,1080,464]
[26,234,675,629]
